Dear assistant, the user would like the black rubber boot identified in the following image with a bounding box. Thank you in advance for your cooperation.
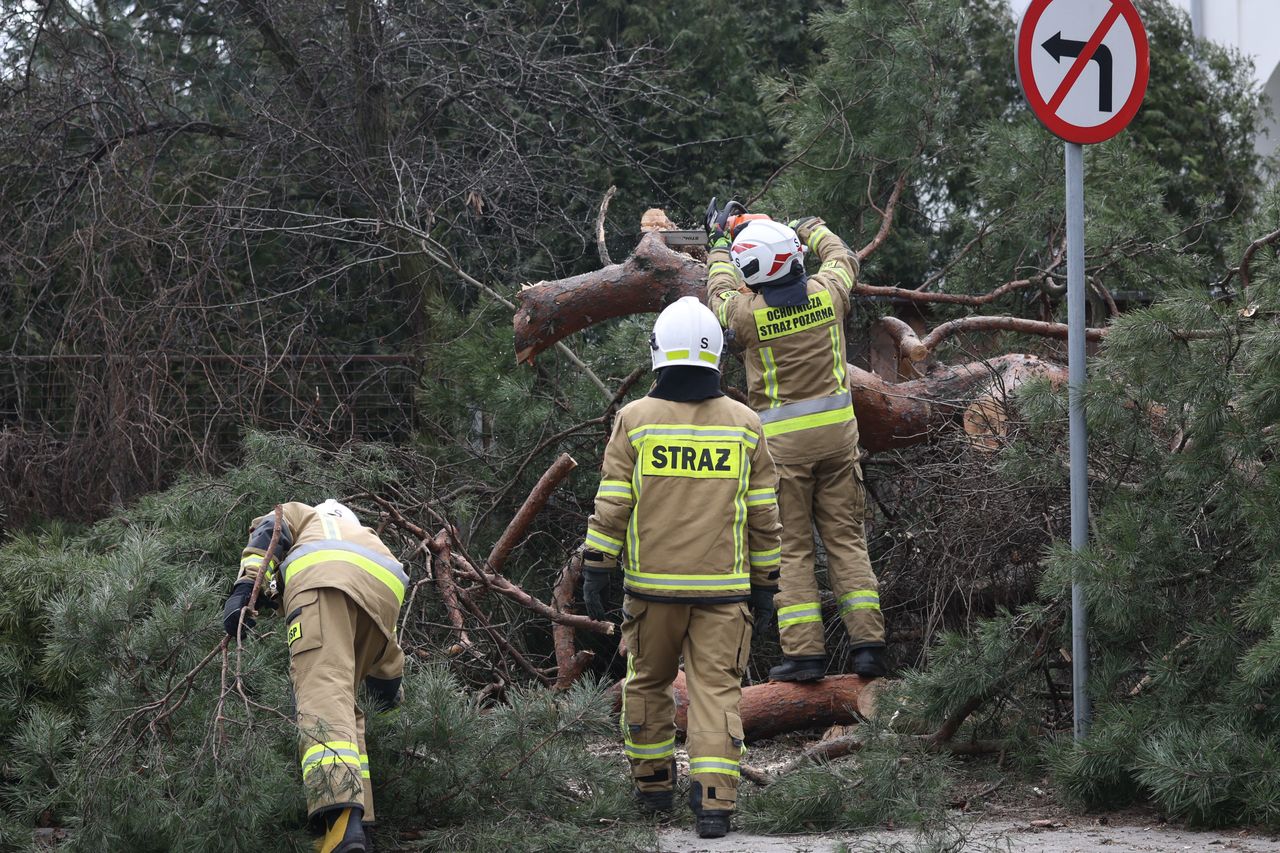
[695,813,731,838]
[768,655,827,682]
[317,807,366,853]
[690,780,733,839]
[634,788,674,814]
[852,647,887,679]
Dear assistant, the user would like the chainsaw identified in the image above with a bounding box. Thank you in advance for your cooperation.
[652,197,771,247]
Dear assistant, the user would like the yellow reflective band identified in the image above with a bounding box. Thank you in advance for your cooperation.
[360,755,370,779]
[663,349,690,361]
[624,737,676,759]
[240,555,265,568]
[829,326,848,393]
[284,550,406,605]
[777,601,823,627]
[745,488,776,505]
[754,290,837,342]
[640,439,741,480]
[709,261,736,277]
[761,347,780,408]
[749,548,781,566]
[300,741,362,779]
[585,527,624,556]
[762,403,855,438]
[690,757,741,778]
[624,570,751,591]
[838,589,881,612]
[596,480,634,502]
[807,227,832,254]
[627,424,760,447]
[699,351,719,364]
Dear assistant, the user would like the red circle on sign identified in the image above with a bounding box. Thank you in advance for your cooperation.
[1016,0,1150,145]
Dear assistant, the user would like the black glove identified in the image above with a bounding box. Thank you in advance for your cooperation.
[748,585,776,630]
[222,579,257,637]
[582,567,612,623]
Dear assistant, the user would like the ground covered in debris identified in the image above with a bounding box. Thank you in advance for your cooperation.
[637,735,1280,853]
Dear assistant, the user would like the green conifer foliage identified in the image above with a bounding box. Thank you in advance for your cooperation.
[900,188,1280,827]
[0,433,650,850]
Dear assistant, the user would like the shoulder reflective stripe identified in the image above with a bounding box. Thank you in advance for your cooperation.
[624,571,751,591]
[760,348,780,409]
[690,757,741,778]
[807,227,832,254]
[282,540,408,604]
[829,326,848,393]
[757,392,853,425]
[627,425,760,448]
[585,528,624,556]
[320,515,342,541]
[838,589,881,613]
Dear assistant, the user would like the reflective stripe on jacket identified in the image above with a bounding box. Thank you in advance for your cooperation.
[585,396,783,603]
[241,501,405,640]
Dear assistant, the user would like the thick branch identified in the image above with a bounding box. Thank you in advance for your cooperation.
[486,452,577,574]
[551,553,594,690]
[920,316,1105,352]
[857,164,912,261]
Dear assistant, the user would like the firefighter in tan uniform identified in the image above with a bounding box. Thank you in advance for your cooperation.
[222,499,406,853]
[704,209,888,683]
[580,297,783,840]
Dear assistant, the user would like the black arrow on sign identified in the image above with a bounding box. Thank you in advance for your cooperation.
[1042,31,1113,112]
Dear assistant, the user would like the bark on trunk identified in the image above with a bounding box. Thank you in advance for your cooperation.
[612,672,878,742]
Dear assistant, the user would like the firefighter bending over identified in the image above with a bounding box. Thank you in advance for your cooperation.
[223,499,406,853]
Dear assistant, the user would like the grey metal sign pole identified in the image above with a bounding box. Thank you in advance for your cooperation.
[1065,141,1090,740]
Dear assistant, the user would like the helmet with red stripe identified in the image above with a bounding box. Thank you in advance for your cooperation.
[730,220,805,286]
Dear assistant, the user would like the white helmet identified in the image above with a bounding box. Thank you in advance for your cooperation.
[314,499,358,525]
[730,220,805,286]
[650,296,723,372]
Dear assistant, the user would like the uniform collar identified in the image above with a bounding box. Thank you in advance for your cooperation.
[649,366,724,402]
[759,270,810,308]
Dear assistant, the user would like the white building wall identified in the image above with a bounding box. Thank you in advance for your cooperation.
[1010,0,1280,157]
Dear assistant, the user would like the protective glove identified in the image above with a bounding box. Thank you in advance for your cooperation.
[705,196,748,250]
[748,585,776,631]
[222,579,258,637]
[787,216,825,241]
[581,549,614,622]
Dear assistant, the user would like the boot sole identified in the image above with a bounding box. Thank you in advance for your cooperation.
[769,671,825,682]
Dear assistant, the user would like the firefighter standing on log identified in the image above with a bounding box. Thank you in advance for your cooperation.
[703,200,888,683]
[222,499,406,853]
[580,296,783,839]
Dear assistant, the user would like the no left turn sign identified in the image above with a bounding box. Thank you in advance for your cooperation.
[1017,0,1150,144]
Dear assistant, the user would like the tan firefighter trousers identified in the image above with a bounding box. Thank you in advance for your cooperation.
[620,597,752,813]
[286,585,403,821]
[774,451,885,658]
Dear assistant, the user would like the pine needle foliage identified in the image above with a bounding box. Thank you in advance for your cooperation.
[899,188,1280,828]
[0,433,649,851]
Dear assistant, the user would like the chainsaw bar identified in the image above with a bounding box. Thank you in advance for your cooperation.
[653,230,707,247]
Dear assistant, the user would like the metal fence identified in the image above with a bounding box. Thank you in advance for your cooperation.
[0,352,420,524]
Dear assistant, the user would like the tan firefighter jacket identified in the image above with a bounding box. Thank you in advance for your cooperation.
[237,501,406,641]
[706,219,861,465]
[584,395,783,603]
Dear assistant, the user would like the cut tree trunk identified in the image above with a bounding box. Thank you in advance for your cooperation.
[612,671,878,742]
[515,233,1069,450]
